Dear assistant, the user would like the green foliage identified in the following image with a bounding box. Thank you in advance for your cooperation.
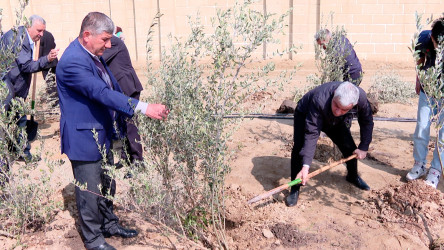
[368,67,416,104]
[411,12,444,172]
[0,0,59,240]
[411,13,442,100]
[314,26,350,85]
[38,71,59,116]
[293,74,319,102]
[182,206,210,240]
[294,13,354,102]
[0,164,58,235]
[127,0,297,247]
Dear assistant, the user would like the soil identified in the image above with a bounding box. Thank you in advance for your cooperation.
[2,59,444,250]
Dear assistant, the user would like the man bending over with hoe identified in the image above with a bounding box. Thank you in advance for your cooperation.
[287,81,374,207]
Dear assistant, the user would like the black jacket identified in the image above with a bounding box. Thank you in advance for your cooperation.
[39,30,58,78]
[296,81,374,166]
[1,26,51,99]
[102,35,143,96]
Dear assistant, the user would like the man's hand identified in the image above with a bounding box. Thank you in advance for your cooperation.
[415,75,421,95]
[145,103,169,120]
[47,48,59,62]
[296,165,310,185]
[354,149,367,160]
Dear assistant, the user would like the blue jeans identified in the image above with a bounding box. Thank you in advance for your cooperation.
[413,91,444,173]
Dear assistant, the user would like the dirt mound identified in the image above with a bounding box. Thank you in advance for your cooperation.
[281,136,343,163]
[269,222,326,248]
[313,136,342,163]
[366,180,444,246]
[367,180,444,222]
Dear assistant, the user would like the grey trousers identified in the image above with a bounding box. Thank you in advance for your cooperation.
[71,152,119,249]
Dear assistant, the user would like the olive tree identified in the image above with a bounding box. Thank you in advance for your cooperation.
[125,0,297,247]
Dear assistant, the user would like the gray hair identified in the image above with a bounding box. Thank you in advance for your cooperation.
[333,81,359,106]
[28,15,46,27]
[79,12,114,38]
[314,29,331,41]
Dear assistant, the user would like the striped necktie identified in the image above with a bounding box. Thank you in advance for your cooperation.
[93,59,113,89]
[93,58,116,120]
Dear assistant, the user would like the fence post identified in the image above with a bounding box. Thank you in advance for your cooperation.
[157,0,162,61]
[289,0,293,60]
[263,0,267,59]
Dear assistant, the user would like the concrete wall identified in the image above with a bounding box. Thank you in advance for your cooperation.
[1,0,443,65]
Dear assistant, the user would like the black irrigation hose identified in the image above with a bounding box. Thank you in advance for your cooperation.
[223,113,417,122]
[36,111,417,122]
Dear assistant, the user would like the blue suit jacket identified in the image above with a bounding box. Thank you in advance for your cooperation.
[56,39,139,161]
[1,26,51,99]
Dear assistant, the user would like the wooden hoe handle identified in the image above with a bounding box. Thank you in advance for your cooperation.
[247,154,357,204]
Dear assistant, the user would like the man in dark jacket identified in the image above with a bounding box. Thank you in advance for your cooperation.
[287,81,374,207]
[39,30,59,106]
[102,27,144,166]
[39,30,58,80]
[315,29,363,86]
[1,15,58,161]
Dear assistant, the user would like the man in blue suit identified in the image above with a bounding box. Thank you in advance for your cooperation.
[56,12,168,250]
[1,15,59,161]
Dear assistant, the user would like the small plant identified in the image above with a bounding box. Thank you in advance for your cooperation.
[410,13,444,172]
[37,70,59,121]
[0,0,59,242]
[314,25,351,85]
[293,74,319,102]
[125,0,297,247]
[368,67,416,104]
[294,13,354,102]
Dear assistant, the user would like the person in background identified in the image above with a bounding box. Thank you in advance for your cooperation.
[1,15,59,162]
[287,81,373,207]
[114,26,124,41]
[39,29,59,106]
[102,25,143,173]
[56,12,168,250]
[406,17,444,189]
[314,29,364,129]
[39,30,58,80]
[315,29,363,86]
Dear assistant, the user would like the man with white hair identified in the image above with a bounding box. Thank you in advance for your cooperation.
[1,15,59,161]
[287,81,374,207]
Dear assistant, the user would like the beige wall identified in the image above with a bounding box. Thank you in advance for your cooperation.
[1,0,443,65]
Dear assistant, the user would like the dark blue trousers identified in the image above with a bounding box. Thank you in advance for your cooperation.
[291,111,358,181]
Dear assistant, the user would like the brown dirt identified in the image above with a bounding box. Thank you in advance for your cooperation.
[2,59,444,249]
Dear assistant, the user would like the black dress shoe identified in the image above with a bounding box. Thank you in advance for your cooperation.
[346,175,370,190]
[285,185,300,207]
[124,171,133,179]
[88,242,116,250]
[103,225,138,238]
[115,161,124,169]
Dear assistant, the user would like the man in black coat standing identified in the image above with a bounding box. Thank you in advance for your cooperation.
[39,30,58,80]
[39,30,59,106]
[102,27,144,166]
[287,81,374,207]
